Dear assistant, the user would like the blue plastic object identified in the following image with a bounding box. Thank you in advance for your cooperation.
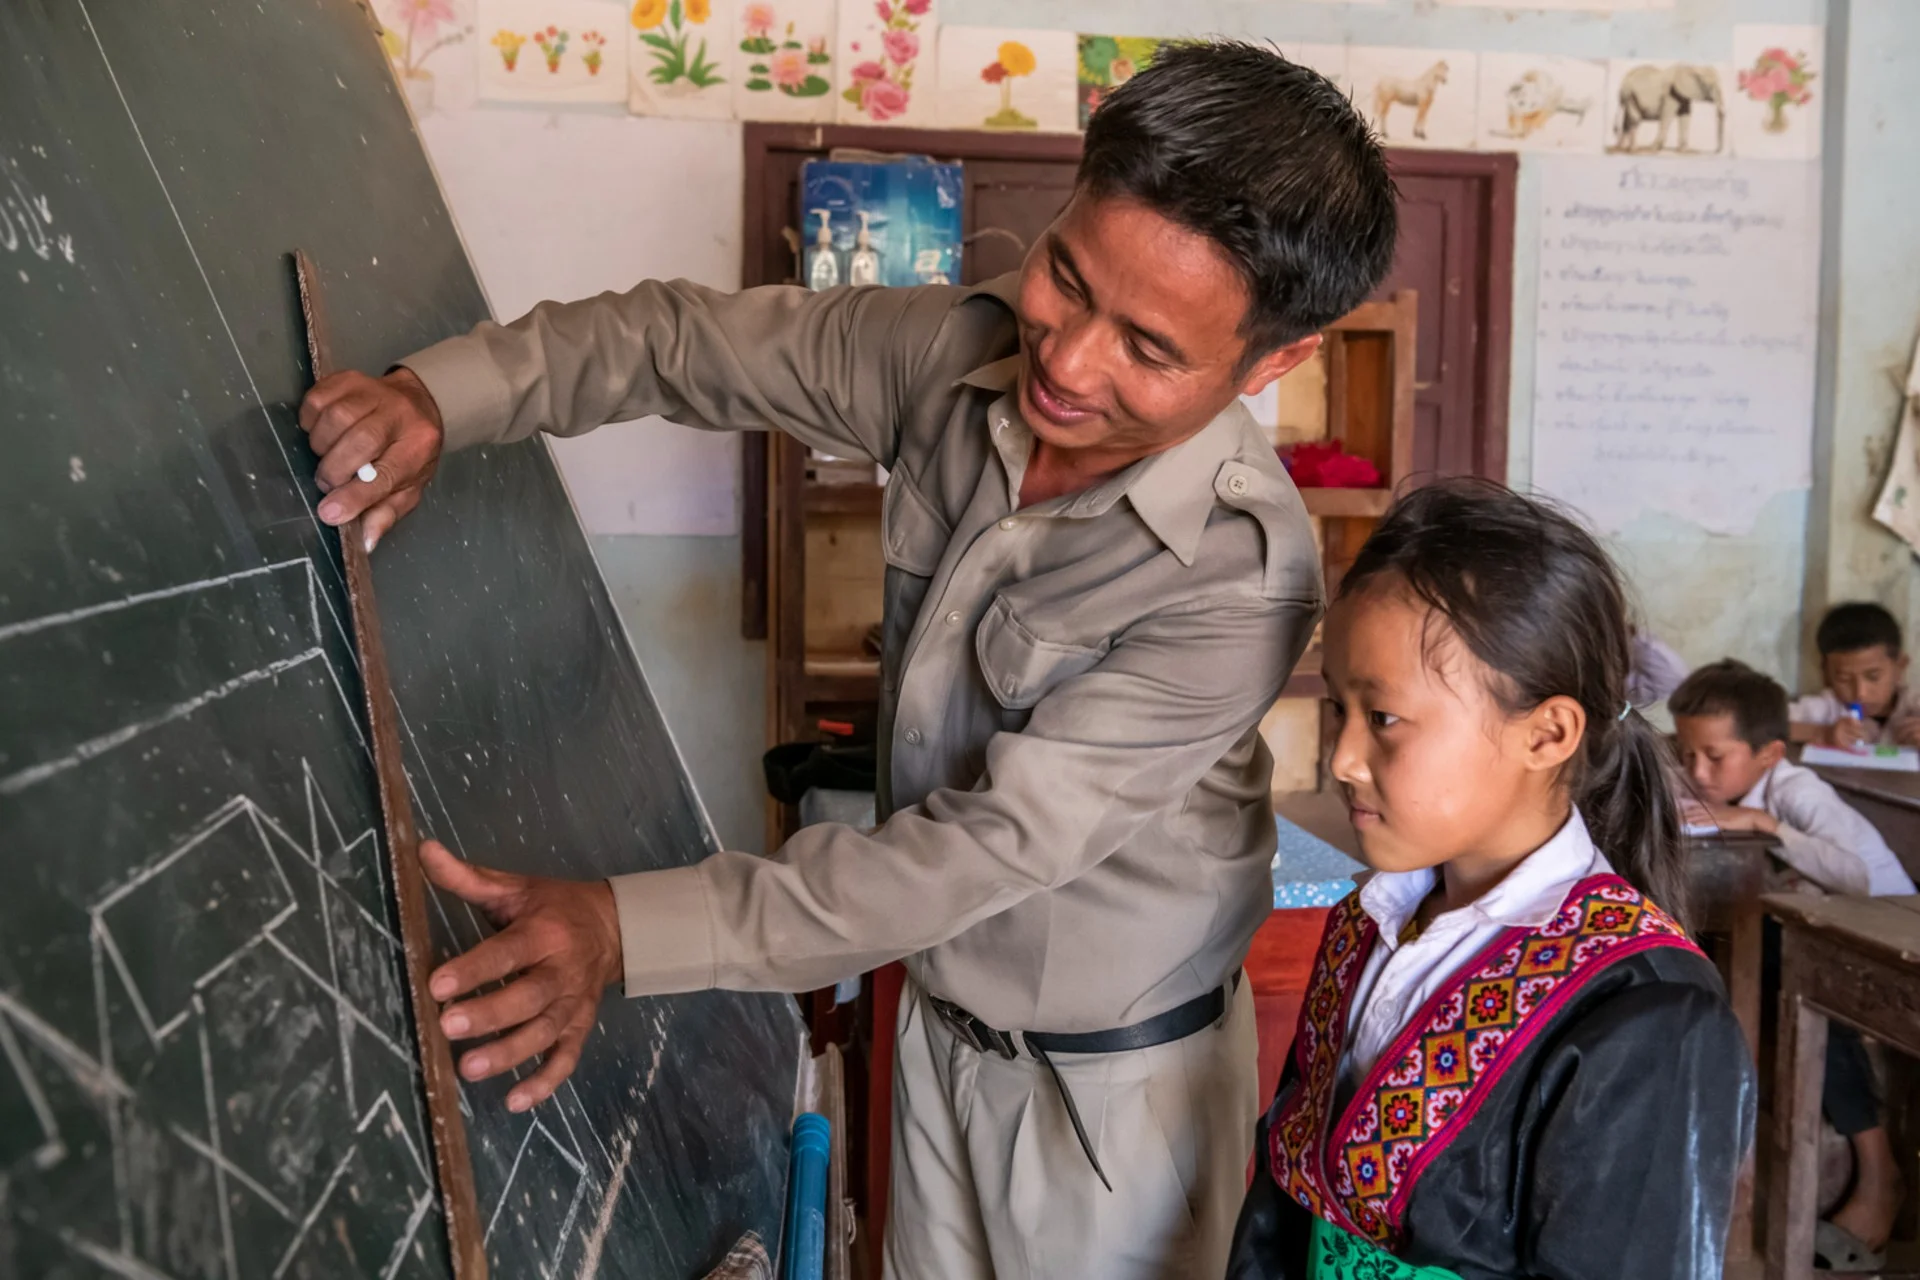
[780,1112,831,1280]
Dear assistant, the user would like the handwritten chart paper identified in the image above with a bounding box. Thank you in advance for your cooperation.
[1532,156,1819,534]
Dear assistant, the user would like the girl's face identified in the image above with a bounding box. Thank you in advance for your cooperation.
[1322,579,1579,877]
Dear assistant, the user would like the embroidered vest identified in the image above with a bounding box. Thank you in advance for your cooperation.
[1267,873,1699,1248]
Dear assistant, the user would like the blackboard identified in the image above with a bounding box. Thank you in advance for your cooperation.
[0,3,805,1278]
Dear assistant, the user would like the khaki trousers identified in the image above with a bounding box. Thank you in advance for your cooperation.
[882,978,1260,1280]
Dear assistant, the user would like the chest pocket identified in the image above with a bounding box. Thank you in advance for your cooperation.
[975,595,1113,711]
[881,471,950,578]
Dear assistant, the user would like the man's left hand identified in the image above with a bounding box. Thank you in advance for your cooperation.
[418,840,624,1112]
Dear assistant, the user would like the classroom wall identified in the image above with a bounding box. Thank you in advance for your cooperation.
[1801,0,1920,686]
[408,0,1920,848]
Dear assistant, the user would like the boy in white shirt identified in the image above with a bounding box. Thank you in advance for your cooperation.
[1671,658,1914,1265]
[1789,602,1920,750]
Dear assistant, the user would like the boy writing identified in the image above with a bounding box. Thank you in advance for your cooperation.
[1671,659,1914,1267]
[1790,602,1920,749]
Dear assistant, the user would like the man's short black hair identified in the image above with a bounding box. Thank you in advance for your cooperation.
[1815,601,1903,659]
[1078,40,1398,362]
[1669,659,1790,751]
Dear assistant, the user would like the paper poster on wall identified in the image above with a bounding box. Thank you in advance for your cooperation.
[1475,52,1605,152]
[1285,42,1349,96]
[1076,34,1176,130]
[733,0,836,122]
[376,0,477,114]
[1872,337,1920,554]
[1730,25,1822,160]
[479,0,628,103]
[1436,0,1672,9]
[1531,156,1820,535]
[1349,48,1478,151]
[937,27,1077,133]
[836,0,935,126]
[1605,59,1731,155]
[629,0,735,118]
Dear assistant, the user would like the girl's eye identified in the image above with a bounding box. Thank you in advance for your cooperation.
[1368,710,1400,730]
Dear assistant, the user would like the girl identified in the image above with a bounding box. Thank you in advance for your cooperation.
[1227,481,1755,1280]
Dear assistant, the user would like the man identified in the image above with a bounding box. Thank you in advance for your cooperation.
[301,42,1396,1279]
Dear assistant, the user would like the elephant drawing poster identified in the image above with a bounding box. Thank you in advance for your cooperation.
[1606,59,1733,155]
[1729,24,1822,161]
[1475,52,1607,153]
[1348,47,1478,151]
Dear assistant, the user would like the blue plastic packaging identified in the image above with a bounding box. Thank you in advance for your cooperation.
[798,157,964,288]
[780,1112,831,1280]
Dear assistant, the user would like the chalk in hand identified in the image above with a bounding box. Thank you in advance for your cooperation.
[357,462,378,483]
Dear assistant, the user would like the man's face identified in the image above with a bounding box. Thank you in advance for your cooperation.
[1823,645,1908,719]
[1673,712,1783,806]
[1012,193,1318,466]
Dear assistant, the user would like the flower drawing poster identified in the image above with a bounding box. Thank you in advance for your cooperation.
[629,0,735,118]
[478,0,628,103]
[1076,35,1173,130]
[937,27,1076,134]
[375,0,476,114]
[836,0,935,126]
[1730,25,1821,160]
[734,0,836,122]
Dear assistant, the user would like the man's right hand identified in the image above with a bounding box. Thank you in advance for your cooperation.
[299,367,445,552]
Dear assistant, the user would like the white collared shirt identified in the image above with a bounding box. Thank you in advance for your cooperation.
[1341,811,1612,1087]
[1737,758,1917,897]
[1789,685,1920,745]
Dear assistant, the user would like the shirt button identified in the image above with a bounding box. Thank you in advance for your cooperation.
[999,518,1017,531]
[904,728,923,745]
[945,610,962,625]
[1227,474,1249,497]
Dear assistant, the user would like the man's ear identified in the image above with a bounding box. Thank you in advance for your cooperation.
[1238,333,1322,399]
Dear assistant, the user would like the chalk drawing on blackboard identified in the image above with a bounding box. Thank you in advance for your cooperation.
[0,552,632,1278]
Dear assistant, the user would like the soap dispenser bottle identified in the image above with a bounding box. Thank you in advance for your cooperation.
[847,210,882,287]
[805,209,839,291]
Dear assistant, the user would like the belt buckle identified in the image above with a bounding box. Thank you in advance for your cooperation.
[932,997,1015,1060]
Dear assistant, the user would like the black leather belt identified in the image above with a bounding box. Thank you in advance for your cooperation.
[925,974,1241,1192]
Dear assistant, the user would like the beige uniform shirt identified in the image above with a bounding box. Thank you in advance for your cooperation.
[404,275,1322,1032]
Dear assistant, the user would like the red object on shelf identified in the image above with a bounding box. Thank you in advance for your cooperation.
[1280,441,1383,490]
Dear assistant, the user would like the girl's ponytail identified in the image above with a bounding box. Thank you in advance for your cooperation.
[1578,705,1688,929]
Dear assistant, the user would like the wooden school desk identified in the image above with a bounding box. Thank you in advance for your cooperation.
[1809,762,1920,884]
[1689,828,1787,1263]
[1762,892,1920,1280]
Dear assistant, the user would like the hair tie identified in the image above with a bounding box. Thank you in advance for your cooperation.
[1618,700,1632,721]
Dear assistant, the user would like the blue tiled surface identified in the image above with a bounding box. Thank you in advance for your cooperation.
[1271,815,1364,908]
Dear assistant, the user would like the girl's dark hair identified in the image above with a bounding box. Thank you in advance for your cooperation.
[1339,479,1688,927]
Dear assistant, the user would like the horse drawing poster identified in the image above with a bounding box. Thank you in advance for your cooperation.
[1348,47,1478,151]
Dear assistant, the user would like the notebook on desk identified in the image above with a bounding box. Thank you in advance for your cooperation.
[1801,743,1920,772]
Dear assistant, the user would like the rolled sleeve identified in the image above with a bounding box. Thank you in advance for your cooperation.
[608,593,1317,998]
[608,864,718,997]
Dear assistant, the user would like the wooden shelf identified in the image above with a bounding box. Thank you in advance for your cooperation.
[804,482,884,517]
[1299,487,1391,518]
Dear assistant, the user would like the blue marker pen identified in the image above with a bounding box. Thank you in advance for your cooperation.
[1846,702,1869,752]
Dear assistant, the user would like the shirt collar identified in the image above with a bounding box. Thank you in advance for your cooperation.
[953,355,1255,567]
[1356,809,1607,951]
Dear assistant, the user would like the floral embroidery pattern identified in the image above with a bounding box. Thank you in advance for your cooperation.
[1268,875,1698,1246]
